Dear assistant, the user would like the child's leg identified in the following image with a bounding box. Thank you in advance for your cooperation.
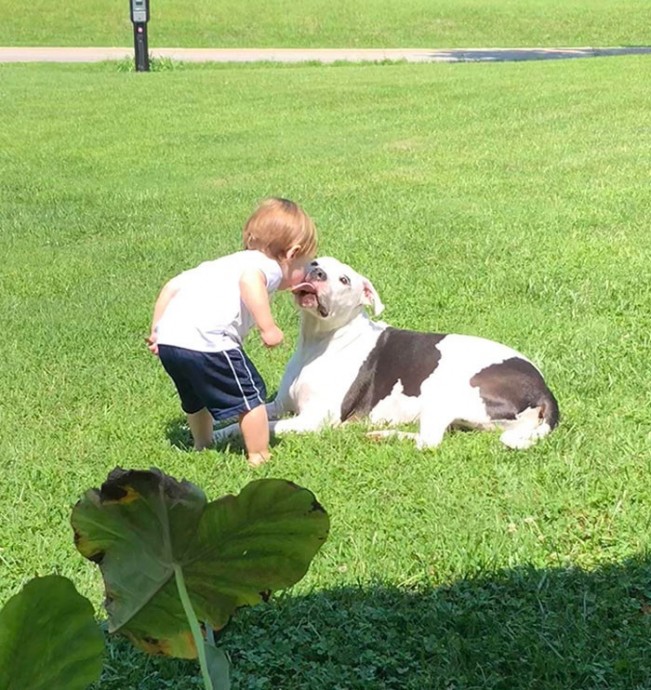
[187,407,214,451]
[159,345,213,451]
[239,405,271,467]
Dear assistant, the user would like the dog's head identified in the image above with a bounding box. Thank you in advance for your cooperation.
[291,257,384,331]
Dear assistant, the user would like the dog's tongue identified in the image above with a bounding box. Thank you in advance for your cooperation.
[291,282,316,294]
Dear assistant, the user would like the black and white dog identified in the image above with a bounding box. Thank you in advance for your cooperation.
[215,257,559,450]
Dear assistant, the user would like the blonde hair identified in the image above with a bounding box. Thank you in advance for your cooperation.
[243,198,317,261]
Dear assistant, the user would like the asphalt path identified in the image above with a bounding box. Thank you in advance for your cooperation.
[1,46,650,64]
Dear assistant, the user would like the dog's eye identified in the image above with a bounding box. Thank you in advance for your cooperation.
[339,275,350,286]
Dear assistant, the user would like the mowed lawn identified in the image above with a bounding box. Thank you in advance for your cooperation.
[1,56,651,688]
[0,0,649,48]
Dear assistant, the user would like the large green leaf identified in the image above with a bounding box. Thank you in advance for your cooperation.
[0,575,104,690]
[71,468,329,658]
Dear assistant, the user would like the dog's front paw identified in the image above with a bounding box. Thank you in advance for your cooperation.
[212,428,231,446]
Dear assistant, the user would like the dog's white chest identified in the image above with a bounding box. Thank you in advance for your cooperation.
[281,325,382,420]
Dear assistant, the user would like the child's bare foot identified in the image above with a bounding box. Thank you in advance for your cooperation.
[247,451,270,468]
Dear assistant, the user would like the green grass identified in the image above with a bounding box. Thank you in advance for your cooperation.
[1,56,651,688]
[0,0,649,48]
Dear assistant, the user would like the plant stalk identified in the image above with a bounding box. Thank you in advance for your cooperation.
[173,564,214,690]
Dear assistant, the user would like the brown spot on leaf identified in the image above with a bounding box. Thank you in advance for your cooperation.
[100,468,189,505]
[100,482,128,502]
[100,483,141,505]
[135,634,169,656]
[73,529,105,563]
[259,589,272,602]
[127,630,196,658]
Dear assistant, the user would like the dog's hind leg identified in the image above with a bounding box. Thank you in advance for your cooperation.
[499,406,552,450]
[416,410,458,449]
[366,429,419,443]
[366,411,455,448]
[368,401,459,449]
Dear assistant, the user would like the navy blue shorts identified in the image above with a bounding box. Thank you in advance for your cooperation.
[158,345,267,421]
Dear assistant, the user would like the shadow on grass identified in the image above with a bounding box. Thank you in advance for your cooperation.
[165,416,193,450]
[432,46,651,63]
[96,556,651,690]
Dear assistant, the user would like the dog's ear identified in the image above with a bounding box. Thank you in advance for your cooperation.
[362,279,384,316]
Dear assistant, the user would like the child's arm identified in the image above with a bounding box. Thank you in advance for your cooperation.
[240,269,283,347]
[147,276,182,355]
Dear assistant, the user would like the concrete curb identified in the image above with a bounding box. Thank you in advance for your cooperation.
[1,46,650,64]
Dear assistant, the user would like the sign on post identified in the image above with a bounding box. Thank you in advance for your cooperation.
[130,0,150,72]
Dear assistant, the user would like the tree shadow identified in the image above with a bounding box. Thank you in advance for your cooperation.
[94,556,651,689]
[220,557,651,689]
[431,47,651,63]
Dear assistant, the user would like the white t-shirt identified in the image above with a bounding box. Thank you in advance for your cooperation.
[156,250,283,353]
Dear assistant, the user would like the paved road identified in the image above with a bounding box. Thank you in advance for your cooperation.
[1,46,650,64]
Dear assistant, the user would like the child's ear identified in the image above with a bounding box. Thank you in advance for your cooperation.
[284,244,302,261]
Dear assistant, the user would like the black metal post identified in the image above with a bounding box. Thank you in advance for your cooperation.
[133,22,149,72]
[130,0,150,72]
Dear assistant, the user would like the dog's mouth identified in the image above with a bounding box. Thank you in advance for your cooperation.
[291,282,328,317]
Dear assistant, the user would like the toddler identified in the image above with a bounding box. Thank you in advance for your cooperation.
[148,198,317,466]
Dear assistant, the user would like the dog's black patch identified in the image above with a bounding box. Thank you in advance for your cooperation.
[470,357,560,427]
[341,328,445,422]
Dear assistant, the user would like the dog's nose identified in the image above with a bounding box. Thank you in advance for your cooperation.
[309,266,328,281]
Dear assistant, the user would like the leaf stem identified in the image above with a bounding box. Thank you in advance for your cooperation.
[173,564,214,690]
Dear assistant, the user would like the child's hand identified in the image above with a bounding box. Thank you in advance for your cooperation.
[260,325,284,348]
[145,331,159,356]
